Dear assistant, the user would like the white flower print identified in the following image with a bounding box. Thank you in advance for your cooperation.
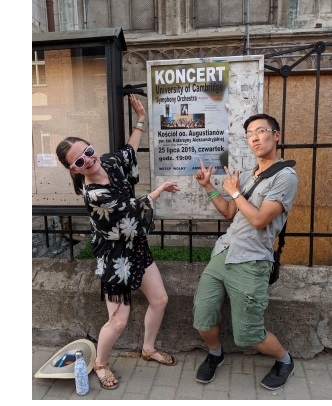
[120,216,138,240]
[109,256,131,285]
[129,198,136,208]
[118,202,127,212]
[131,164,138,178]
[95,257,104,276]
[122,150,129,163]
[105,225,120,240]
[91,200,118,221]
[88,189,110,201]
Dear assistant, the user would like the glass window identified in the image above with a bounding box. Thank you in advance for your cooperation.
[194,0,272,28]
[86,0,155,32]
[32,51,46,86]
[32,47,110,196]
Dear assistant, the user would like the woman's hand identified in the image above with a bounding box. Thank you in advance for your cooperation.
[129,94,145,121]
[158,182,180,194]
[128,94,146,151]
[150,182,180,202]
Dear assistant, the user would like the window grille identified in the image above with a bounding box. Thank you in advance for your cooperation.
[86,0,155,32]
[194,0,273,28]
[32,51,46,86]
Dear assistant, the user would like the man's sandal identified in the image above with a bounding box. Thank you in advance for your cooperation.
[93,362,119,390]
[141,348,177,366]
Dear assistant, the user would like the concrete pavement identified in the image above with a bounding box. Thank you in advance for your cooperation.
[32,345,332,400]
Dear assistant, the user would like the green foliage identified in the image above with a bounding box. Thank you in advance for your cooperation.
[75,240,94,259]
[150,246,212,262]
[75,240,211,262]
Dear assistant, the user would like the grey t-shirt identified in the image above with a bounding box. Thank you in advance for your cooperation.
[212,163,298,263]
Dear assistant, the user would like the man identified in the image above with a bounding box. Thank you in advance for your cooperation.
[193,113,298,390]
[181,104,188,115]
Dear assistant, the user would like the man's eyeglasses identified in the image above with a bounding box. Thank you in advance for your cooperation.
[245,128,277,139]
[69,145,95,168]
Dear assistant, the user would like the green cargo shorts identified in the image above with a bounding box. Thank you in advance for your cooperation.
[193,248,272,347]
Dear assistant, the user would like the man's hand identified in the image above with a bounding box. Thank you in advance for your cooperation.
[194,159,213,187]
[222,166,240,196]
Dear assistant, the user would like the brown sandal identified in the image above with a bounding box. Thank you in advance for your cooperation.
[141,348,177,366]
[93,362,119,390]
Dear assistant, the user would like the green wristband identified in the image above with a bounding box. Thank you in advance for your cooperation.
[207,189,219,200]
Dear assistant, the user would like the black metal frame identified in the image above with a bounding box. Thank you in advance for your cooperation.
[32,41,332,265]
[32,28,127,153]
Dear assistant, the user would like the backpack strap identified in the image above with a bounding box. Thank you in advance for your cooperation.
[243,160,296,200]
[277,220,287,254]
[258,159,296,179]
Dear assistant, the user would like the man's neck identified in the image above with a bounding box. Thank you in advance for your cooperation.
[255,156,280,175]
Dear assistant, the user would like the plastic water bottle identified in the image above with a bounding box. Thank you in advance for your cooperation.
[74,350,89,395]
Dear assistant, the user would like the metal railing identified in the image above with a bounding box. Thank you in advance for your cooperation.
[32,205,231,262]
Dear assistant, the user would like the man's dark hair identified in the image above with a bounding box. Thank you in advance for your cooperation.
[243,114,280,132]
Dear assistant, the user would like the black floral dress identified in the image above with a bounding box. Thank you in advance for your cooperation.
[82,144,155,305]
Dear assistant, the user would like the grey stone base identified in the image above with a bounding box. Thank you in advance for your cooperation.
[32,259,332,359]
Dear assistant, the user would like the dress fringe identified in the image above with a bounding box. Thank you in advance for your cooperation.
[101,282,132,306]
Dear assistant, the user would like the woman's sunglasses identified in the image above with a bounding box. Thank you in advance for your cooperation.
[69,145,95,169]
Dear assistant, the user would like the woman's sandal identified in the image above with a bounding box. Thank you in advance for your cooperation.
[141,348,177,366]
[93,362,119,390]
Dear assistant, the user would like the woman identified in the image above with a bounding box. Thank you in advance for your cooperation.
[56,94,179,390]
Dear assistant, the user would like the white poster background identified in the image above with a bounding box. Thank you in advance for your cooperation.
[147,56,264,220]
[150,61,229,176]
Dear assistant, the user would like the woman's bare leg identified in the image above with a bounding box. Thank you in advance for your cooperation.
[94,299,130,386]
[139,262,171,362]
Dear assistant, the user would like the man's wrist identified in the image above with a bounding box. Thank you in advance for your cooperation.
[206,188,219,200]
[231,191,241,199]
[204,185,215,193]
